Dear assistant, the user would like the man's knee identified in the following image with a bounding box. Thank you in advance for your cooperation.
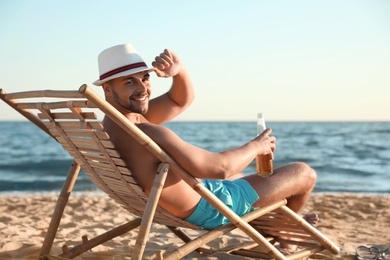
[293,162,317,185]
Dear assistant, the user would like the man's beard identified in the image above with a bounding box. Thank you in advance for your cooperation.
[112,91,148,114]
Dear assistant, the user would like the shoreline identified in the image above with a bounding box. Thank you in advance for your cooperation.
[1,192,389,259]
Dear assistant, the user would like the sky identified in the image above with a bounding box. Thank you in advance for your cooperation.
[0,0,389,121]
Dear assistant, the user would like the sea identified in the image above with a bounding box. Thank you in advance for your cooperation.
[0,121,389,194]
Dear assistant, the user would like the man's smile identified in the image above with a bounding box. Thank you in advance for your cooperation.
[131,94,148,103]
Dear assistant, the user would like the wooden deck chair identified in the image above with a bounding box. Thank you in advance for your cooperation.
[0,85,340,260]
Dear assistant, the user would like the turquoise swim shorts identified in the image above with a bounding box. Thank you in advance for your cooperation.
[184,178,259,230]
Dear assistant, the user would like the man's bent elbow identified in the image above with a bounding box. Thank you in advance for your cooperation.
[215,165,236,180]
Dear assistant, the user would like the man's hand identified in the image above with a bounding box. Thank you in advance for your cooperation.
[256,128,276,156]
[152,49,182,78]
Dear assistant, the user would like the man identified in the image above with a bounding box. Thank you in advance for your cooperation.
[93,43,318,231]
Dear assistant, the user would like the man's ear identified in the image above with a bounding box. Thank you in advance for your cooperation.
[102,82,111,94]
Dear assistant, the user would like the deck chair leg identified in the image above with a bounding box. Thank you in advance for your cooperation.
[131,163,169,260]
[39,160,81,259]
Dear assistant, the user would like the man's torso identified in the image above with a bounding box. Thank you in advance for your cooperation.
[102,116,201,219]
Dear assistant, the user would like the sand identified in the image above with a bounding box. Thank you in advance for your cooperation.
[0,192,389,259]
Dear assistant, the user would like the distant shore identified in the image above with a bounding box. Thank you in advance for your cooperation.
[0,192,389,259]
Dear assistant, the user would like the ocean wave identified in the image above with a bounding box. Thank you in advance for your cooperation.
[0,178,97,192]
[0,159,73,174]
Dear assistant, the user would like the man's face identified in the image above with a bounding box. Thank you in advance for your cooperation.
[104,71,152,114]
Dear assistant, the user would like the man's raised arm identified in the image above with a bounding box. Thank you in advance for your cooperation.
[145,49,195,124]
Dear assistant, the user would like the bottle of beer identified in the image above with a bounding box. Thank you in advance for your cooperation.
[256,113,273,176]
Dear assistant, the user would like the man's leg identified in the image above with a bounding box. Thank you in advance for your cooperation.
[243,163,317,250]
[243,162,317,213]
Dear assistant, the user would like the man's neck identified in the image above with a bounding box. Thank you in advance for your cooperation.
[102,112,148,131]
[124,113,147,124]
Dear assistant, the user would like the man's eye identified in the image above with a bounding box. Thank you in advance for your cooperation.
[125,79,135,85]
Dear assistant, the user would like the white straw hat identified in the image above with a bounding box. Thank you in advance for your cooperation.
[93,43,154,86]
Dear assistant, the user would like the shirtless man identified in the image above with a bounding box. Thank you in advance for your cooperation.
[93,43,318,230]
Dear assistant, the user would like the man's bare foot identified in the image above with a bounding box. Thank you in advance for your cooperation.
[279,213,319,250]
[303,213,319,226]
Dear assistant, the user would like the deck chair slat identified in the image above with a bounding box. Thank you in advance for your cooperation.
[92,164,132,176]
[112,158,126,167]
[110,186,144,198]
[74,146,120,158]
[99,175,129,187]
[106,188,141,201]
[48,128,61,137]
[115,195,148,207]
[100,140,115,149]
[259,230,312,241]
[84,171,118,194]
[72,142,101,151]
[251,216,296,225]
[106,148,121,157]
[38,112,98,120]
[105,183,131,193]
[255,219,298,228]
[84,171,113,184]
[87,170,118,180]
[96,169,139,193]
[73,146,102,154]
[105,191,145,202]
[82,154,125,168]
[127,183,144,193]
[116,186,146,200]
[117,166,132,175]
[64,129,110,140]
[89,121,105,130]
[89,160,115,171]
[118,205,143,215]
[91,167,117,177]
[110,192,148,209]
[122,174,137,184]
[116,182,146,199]
[69,138,99,147]
[55,136,71,146]
[44,121,104,131]
[262,218,298,227]
[16,100,90,110]
[119,196,148,207]
[2,89,83,99]
[68,150,103,160]
[70,137,115,149]
[69,139,115,151]
[50,128,105,142]
[256,213,292,223]
[44,121,88,130]
[119,198,148,210]
[79,153,108,162]
[92,167,120,177]
[254,225,310,235]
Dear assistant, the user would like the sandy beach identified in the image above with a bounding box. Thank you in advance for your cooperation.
[0,192,389,259]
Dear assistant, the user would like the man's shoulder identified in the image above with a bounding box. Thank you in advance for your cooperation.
[137,123,177,143]
[137,122,168,134]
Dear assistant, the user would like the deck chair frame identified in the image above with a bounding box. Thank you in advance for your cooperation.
[1,85,340,260]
